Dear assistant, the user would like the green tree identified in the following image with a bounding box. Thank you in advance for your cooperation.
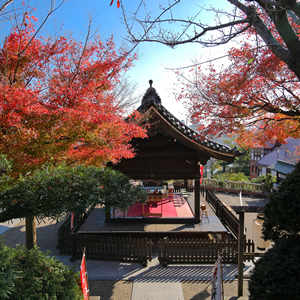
[210,160,222,175]
[232,148,251,176]
[222,139,251,176]
[263,163,300,241]
[0,164,147,249]
[0,154,13,193]
[249,162,300,299]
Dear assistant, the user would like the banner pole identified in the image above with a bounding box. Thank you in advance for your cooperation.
[221,255,224,300]
[84,247,90,300]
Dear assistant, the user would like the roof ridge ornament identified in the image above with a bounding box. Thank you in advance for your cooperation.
[141,79,161,105]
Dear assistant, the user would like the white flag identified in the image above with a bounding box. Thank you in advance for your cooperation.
[211,256,222,300]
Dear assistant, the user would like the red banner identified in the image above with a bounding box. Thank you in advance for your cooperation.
[200,165,204,184]
[80,250,89,300]
[70,212,74,230]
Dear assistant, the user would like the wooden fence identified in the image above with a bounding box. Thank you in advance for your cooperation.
[206,188,240,238]
[58,233,152,266]
[58,204,95,241]
[158,237,255,266]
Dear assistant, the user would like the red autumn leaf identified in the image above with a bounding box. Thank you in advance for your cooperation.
[174,11,300,148]
[110,0,120,8]
[0,10,146,175]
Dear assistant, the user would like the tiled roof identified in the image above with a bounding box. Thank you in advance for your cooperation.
[269,160,296,175]
[256,137,300,167]
[137,81,242,156]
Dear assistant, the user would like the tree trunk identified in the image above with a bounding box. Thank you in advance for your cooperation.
[26,216,37,249]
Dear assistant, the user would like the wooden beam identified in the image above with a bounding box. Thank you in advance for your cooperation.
[134,151,198,159]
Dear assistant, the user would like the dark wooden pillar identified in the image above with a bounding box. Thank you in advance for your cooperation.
[184,180,188,190]
[105,210,110,223]
[194,179,200,222]
[238,212,245,297]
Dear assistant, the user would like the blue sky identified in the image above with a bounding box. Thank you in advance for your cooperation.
[12,0,234,120]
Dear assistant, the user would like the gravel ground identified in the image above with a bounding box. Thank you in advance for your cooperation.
[89,280,133,300]
[88,279,249,299]
[182,280,249,300]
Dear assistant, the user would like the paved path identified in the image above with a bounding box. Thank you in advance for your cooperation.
[0,218,22,235]
[57,253,252,300]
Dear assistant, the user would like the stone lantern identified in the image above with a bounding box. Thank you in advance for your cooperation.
[252,213,270,251]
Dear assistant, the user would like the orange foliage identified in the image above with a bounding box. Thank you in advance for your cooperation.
[0,13,146,172]
[176,11,300,147]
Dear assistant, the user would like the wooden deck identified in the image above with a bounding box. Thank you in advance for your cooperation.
[78,194,229,241]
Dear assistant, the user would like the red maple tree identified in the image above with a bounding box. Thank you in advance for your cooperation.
[175,11,300,147]
[0,11,146,173]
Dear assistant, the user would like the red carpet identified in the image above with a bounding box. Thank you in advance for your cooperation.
[127,199,178,218]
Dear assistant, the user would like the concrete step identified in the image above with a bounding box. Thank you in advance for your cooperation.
[131,281,184,300]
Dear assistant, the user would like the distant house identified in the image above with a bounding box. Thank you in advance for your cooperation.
[250,141,280,180]
[269,160,296,184]
[251,138,300,182]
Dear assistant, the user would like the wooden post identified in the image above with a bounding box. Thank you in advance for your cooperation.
[105,210,110,223]
[238,212,245,297]
[194,179,200,222]
[70,233,77,262]
[26,216,37,250]
[184,180,188,190]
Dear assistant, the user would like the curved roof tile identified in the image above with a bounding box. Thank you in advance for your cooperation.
[136,81,242,155]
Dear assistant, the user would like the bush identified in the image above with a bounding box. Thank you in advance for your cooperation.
[251,174,275,189]
[249,162,300,299]
[226,172,250,182]
[217,180,226,188]
[212,172,250,183]
[0,244,82,300]
[249,237,300,300]
[0,243,21,299]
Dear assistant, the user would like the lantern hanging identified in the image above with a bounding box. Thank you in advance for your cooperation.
[252,213,270,251]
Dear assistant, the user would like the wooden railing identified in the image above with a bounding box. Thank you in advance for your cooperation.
[173,185,195,193]
[202,178,266,195]
[206,188,239,238]
[57,205,95,250]
[158,237,255,266]
[58,233,152,266]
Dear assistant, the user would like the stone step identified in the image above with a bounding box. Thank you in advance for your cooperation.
[131,281,184,300]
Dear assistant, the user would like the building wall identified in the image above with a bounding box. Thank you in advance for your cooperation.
[250,147,272,180]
